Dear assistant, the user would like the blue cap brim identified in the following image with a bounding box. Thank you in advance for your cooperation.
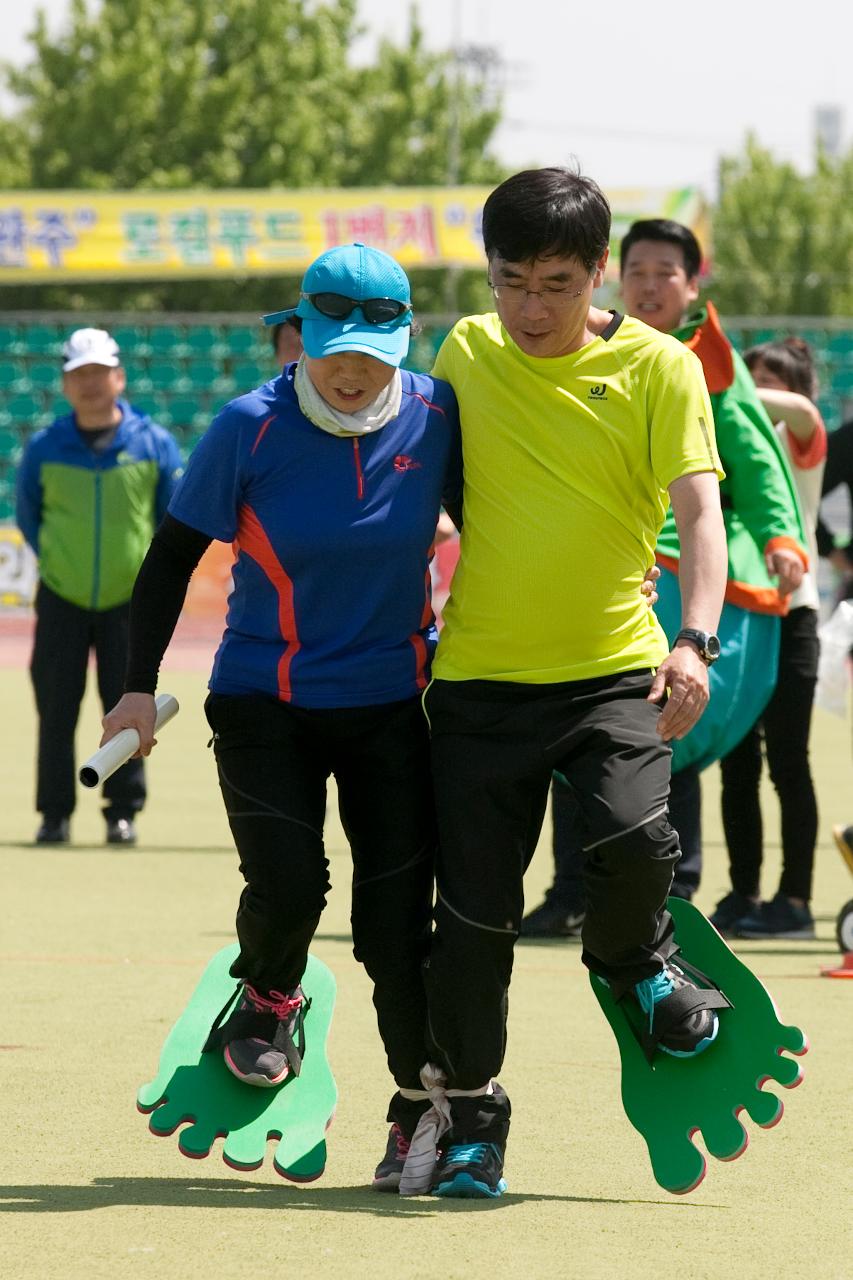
[262,308,298,326]
[300,317,410,368]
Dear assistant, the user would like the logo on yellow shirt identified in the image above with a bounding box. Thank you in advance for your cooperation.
[588,384,608,400]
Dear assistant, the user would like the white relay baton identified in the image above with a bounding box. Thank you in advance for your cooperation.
[79,693,180,788]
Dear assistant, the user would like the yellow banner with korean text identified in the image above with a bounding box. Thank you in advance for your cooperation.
[0,187,707,282]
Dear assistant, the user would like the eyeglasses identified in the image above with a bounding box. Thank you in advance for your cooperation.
[487,276,590,308]
[301,292,412,324]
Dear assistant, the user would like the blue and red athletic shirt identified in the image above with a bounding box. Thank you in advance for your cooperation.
[169,365,462,708]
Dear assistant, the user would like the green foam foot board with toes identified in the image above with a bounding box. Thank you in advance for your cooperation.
[137,945,337,1181]
[590,896,807,1195]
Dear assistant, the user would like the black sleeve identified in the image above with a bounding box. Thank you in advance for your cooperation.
[816,515,836,559]
[822,418,853,496]
[441,415,464,532]
[124,512,214,694]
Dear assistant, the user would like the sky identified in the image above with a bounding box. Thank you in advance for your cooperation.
[4,0,853,199]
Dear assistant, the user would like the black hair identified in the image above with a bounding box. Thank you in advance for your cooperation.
[269,315,302,351]
[482,166,611,271]
[744,337,817,400]
[620,219,702,279]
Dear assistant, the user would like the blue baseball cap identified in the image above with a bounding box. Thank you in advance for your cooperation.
[262,243,412,368]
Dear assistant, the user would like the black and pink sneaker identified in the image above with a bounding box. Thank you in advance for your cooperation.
[372,1123,411,1191]
[222,984,307,1088]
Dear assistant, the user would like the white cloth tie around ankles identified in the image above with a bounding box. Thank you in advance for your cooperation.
[398,1063,452,1197]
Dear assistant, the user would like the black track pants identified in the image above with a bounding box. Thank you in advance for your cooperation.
[424,672,680,1089]
[205,692,436,1089]
[30,582,145,821]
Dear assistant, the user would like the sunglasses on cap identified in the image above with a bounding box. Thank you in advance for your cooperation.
[301,292,412,324]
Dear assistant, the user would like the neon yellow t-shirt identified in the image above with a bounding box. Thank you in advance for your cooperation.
[432,310,722,684]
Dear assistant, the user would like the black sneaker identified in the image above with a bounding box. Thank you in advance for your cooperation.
[432,1141,506,1198]
[709,890,757,936]
[372,1123,410,1192]
[223,984,306,1088]
[35,816,70,845]
[735,893,815,940]
[431,1084,510,1199]
[633,963,719,1058]
[833,824,853,877]
[106,817,137,845]
[520,896,585,938]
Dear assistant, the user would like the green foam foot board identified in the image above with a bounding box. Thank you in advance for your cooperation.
[138,946,337,1181]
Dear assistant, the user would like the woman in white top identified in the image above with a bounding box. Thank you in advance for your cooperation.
[719,338,826,938]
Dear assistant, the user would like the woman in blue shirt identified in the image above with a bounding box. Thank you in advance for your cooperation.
[102,244,462,1189]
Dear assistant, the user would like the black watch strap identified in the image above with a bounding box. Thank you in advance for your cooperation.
[674,628,721,664]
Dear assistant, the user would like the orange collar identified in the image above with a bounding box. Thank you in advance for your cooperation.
[682,301,735,393]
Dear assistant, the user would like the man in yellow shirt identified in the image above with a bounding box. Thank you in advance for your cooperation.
[422,167,728,1199]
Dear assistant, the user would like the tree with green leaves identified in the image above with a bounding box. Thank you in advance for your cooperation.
[0,0,503,312]
[711,135,853,316]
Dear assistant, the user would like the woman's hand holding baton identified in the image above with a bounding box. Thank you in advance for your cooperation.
[79,693,179,788]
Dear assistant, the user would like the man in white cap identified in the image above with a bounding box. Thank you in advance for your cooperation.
[16,327,184,846]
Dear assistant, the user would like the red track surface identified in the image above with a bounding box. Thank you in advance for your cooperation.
[0,611,219,671]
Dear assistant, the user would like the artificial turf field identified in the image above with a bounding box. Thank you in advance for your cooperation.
[1,664,852,1280]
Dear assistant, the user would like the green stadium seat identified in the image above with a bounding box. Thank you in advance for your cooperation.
[127,369,153,394]
[167,397,209,431]
[110,325,152,358]
[47,396,71,418]
[26,361,58,389]
[185,360,235,396]
[0,325,24,356]
[830,368,853,396]
[131,395,167,422]
[0,428,22,459]
[0,360,28,389]
[232,361,264,388]
[4,393,42,425]
[828,332,853,364]
[223,327,262,357]
[184,325,226,358]
[146,361,188,392]
[184,430,208,455]
[818,398,841,429]
[23,324,63,357]
[147,326,187,358]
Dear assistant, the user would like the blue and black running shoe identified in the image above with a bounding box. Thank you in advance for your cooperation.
[633,963,719,1058]
[431,1141,507,1198]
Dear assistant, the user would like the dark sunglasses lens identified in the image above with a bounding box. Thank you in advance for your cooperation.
[310,293,355,319]
[362,298,407,323]
[309,293,407,323]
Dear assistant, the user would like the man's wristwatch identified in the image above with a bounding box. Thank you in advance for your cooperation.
[674,628,721,665]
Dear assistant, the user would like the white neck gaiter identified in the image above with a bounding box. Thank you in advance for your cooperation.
[294,356,402,438]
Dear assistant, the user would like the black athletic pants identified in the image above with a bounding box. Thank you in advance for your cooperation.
[546,762,697,915]
[424,672,680,1089]
[204,692,436,1090]
[719,606,819,902]
[30,581,145,821]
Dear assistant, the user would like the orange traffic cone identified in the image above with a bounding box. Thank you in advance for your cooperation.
[821,952,853,979]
